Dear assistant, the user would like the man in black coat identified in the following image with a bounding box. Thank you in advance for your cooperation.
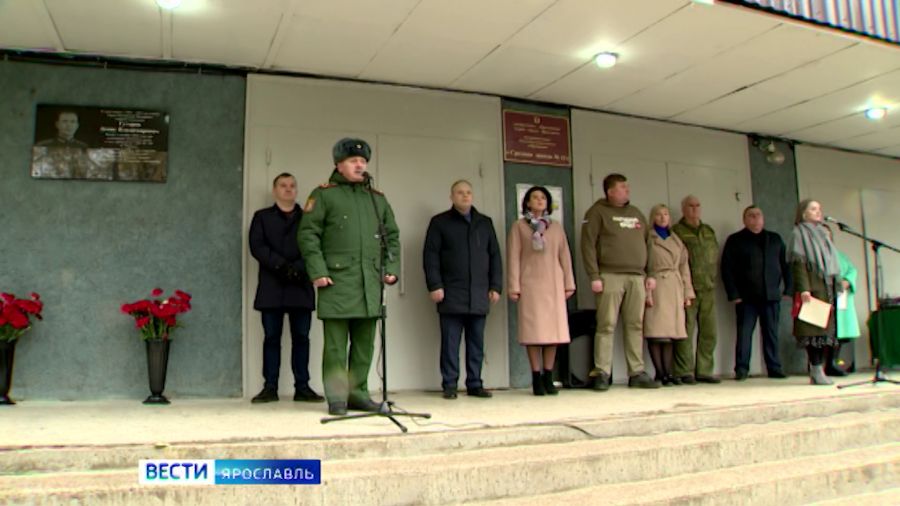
[249,173,323,403]
[721,205,793,380]
[423,180,502,399]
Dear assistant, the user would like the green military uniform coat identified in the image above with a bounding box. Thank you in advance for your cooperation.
[297,170,400,404]
[298,171,401,318]
[672,218,719,377]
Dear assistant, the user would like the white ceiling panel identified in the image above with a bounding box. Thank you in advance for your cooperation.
[787,115,889,144]
[875,145,900,157]
[530,62,662,110]
[290,0,419,25]
[673,42,900,127]
[452,47,582,98]
[172,0,283,66]
[0,1,59,50]
[402,0,554,45]
[359,31,496,87]
[610,24,854,118]
[739,69,900,135]
[612,3,778,82]
[751,42,900,100]
[830,126,900,151]
[505,0,685,59]
[670,84,804,128]
[272,0,418,76]
[272,16,394,77]
[45,0,160,57]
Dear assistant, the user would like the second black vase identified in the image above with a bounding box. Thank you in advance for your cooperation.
[144,339,171,405]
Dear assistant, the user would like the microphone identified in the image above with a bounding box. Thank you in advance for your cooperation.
[824,216,840,224]
[362,171,373,186]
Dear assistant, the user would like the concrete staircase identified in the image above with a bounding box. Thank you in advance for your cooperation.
[1,391,897,505]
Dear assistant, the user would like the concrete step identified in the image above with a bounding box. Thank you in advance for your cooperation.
[1,410,896,505]
[3,390,898,475]
[472,444,900,506]
[807,487,900,505]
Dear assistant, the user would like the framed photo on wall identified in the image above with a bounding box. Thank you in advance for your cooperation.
[31,104,169,182]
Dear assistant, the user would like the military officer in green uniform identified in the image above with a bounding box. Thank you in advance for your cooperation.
[298,138,401,416]
[672,195,721,384]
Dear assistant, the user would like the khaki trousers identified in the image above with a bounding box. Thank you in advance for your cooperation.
[592,273,646,377]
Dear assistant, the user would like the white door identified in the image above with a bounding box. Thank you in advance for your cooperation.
[375,134,506,391]
[244,128,506,396]
[667,162,747,375]
[584,155,668,381]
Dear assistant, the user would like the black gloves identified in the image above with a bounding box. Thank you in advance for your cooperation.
[276,264,306,283]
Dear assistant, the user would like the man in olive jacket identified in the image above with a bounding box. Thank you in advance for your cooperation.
[581,173,658,390]
[672,195,721,384]
[297,138,400,416]
[423,180,502,400]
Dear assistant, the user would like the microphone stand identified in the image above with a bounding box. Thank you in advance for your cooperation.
[321,174,431,432]
[831,221,900,388]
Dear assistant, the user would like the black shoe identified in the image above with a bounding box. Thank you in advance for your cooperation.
[542,370,559,395]
[347,397,381,412]
[532,371,545,396]
[294,386,325,402]
[825,364,848,377]
[661,375,675,387]
[767,370,788,379]
[735,371,749,381]
[327,401,347,415]
[467,387,493,398]
[442,388,458,400]
[696,375,721,384]
[628,372,661,389]
[680,375,697,385]
[591,371,611,391]
[670,375,683,386]
[251,387,279,403]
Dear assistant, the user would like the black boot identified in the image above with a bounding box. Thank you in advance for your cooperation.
[825,345,848,376]
[532,371,545,396]
[542,370,559,395]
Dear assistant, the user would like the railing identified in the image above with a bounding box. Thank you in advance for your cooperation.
[719,0,899,45]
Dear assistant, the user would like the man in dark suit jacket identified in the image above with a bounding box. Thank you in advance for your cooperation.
[249,172,323,403]
[423,180,502,399]
[721,205,793,381]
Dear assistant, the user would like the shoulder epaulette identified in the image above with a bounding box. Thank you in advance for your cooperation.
[318,183,337,189]
[367,188,384,195]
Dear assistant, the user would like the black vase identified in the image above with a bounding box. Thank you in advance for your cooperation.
[144,339,171,405]
[0,340,16,405]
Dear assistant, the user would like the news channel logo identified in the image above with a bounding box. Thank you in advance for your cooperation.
[139,459,321,485]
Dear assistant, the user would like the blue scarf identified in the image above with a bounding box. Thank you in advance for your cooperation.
[654,224,670,239]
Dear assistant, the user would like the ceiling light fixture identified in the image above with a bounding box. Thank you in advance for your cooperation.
[864,107,887,120]
[691,0,716,5]
[594,52,618,69]
[156,0,182,9]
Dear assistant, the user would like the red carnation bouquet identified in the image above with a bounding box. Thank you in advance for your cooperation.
[0,292,43,342]
[121,288,192,341]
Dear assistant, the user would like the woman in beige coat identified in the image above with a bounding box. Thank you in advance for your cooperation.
[508,186,576,396]
[644,204,695,386]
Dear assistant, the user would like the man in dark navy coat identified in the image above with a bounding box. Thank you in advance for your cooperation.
[423,180,502,399]
[721,205,792,381]
[249,172,323,403]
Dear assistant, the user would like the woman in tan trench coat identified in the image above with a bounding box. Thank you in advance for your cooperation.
[508,186,576,396]
[644,204,695,386]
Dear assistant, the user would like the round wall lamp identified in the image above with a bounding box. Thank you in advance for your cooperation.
[751,137,786,166]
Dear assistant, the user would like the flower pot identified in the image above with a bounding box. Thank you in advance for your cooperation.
[144,339,171,405]
[0,340,16,405]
